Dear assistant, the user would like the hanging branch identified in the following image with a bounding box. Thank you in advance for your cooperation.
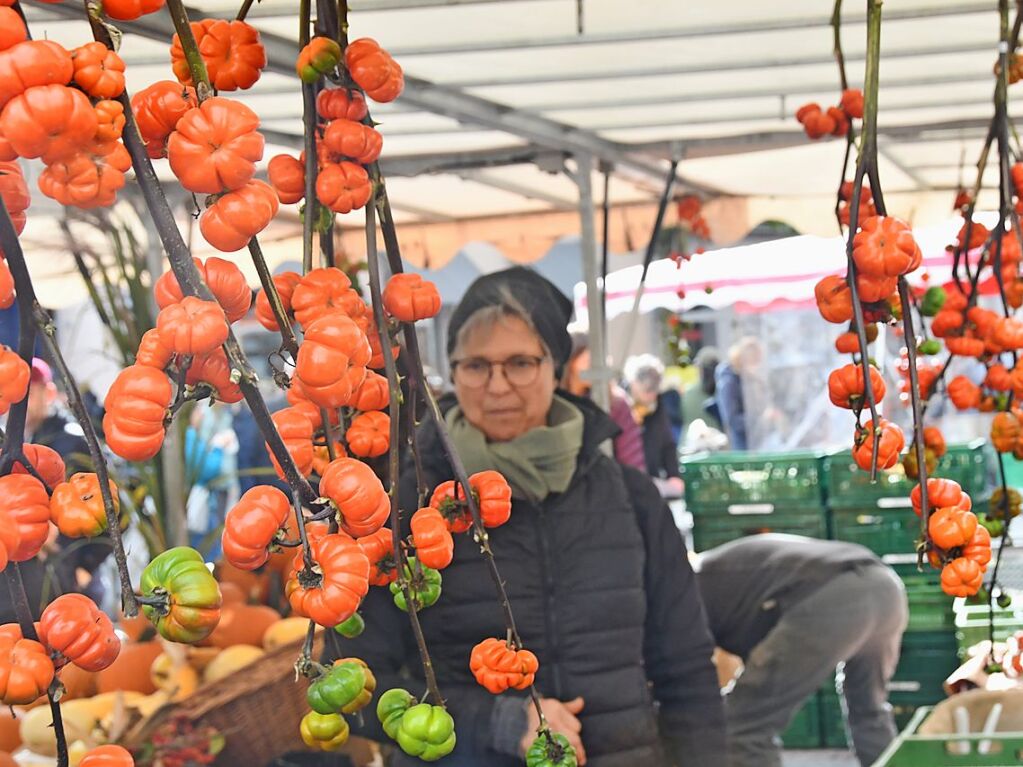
[300,0,317,274]
[249,238,300,359]
[365,200,443,706]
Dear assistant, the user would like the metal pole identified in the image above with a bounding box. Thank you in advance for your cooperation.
[615,158,679,366]
[572,152,610,413]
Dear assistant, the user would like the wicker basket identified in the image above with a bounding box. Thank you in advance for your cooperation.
[120,634,324,766]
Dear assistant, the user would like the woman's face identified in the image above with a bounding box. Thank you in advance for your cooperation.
[453,315,555,442]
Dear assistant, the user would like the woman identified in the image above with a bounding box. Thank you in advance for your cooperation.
[338,267,725,766]
[622,354,684,496]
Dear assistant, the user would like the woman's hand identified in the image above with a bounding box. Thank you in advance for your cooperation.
[520,697,587,765]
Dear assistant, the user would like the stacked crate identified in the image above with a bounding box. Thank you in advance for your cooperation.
[680,450,828,553]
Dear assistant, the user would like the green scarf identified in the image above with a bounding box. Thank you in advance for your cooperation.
[444,395,584,504]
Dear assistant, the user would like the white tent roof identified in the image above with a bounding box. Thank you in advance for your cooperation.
[580,212,1000,320]
[20,0,1012,225]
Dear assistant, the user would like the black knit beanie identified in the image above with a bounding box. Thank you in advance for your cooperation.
[446,266,574,375]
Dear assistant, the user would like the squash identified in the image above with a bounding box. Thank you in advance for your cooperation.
[96,641,162,694]
[20,699,100,756]
[208,603,280,649]
[202,644,264,683]
[0,751,16,767]
[186,646,221,673]
[150,653,200,701]
[117,612,155,642]
[218,580,246,605]
[0,708,20,753]
[58,663,98,700]
[262,616,317,650]
[214,561,270,604]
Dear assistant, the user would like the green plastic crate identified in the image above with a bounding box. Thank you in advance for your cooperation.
[691,509,829,552]
[833,507,921,557]
[781,692,823,749]
[874,706,1023,766]
[882,554,956,632]
[820,689,849,748]
[680,450,825,511]
[824,441,992,511]
[954,598,1023,657]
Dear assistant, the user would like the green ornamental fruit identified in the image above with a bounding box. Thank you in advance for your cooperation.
[527,732,578,767]
[917,339,941,356]
[997,592,1013,609]
[979,515,1006,538]
[334,612,365,639]
[307,661,369,715]
[396,703,456,762]
[389,558,442,612]
[140,546,222,644]
[377,688,414,740]
[920,286,947,317]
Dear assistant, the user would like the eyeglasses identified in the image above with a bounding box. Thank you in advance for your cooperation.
[450,355,547,389]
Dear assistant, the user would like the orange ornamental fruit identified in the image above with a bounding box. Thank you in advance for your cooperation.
[911,478,966,518]
[199,179,279,253]
[294,312,372,409]
[852,418,904,472]
[154,256,253,324]
[349,370,390,412]
[0,40,73,111]
[382,273,441,323]
[49,473,119,539]
[265,406,315,479]
[38,593,120,672]
[12,443,66,488]
[171,19,266,92]
[221,486,291,571]
[0,625,54,705]
[469,637,538,694]
[254,270,301,331]
[0,83,97,164]
[319,457,390,538]
[827,364,886,409]
[928,506,978,551]
[101,0,165,21]
[0,345,29,415]
[947,375,981,410]
[286,533,370,627]
[71,42,125,100]
[814,275,853,324]
[321,119,383,165]
[410,507,453,571]
[102,365,173,461]
[166,97,264,194]
[317,88,368,121]
[344,38,404,103]
[345,411,389,458]
[316,161,372,214]
[186,347,243,404]
[130,80,198,159]
[355,527,397,586]
[267,154,305,205]
[156,296,229,356]
[940,557,983,597]
[0,474,49,562]
[853,216,922,278]
[290,267,366,328]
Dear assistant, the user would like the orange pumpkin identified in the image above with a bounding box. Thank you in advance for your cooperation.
[49,473,118,539]
[286,533,370,627]
[852,216,922,278]
[349,370,390,412]
[79,745,135,767]
[319,457,390,537]
[922,426,947,458]
[95,640,161,694]
[344,38,404,103]
[855,273,897,304]
[221,486,291,571]
[71,42,125,99]
[930,309,964,338]
[322,119,383,165]
[0,505,20,573]
[0,625,53,705]
[134,328,173,370]
[294,313,372,409]
[0,84,97,164]
[0,40,73,111]
[940,557,983,597]
[991,411,1021,453]
[267,154,305,205]
[130,80,198,159]
[0,475,50,562]
[186,347,243,404]
[345,411,390,458]
[265,407,314,479]
[410,507,453,571]
[355,527,397,586]
[37,151,128,210]
[295,37,341,83]
[200,179,279,252]
[156,296,229,356]
[985,364,1012,391]
[154,256,253,324]
[928,506,978,551]
[102,365,172,461]
[255,271,301,331]
[962,526,992,570]
[852,418,904,472]
[94,99,125,144]
[207,603,280,649]
[911,478,968,518]
[947,375,981,410]
[945,336,985,357]
[382,273,442,323]
[170,19,266,92]
[814,275,853,324]
[827,364,886,409]
[317,88,368,121]
[469,637,538,694]
[0,8,26,54]
[0,161,30,224]
[471,470,513,528]
[38,594,120,672]
[316,161,372,214]
[0,346,29,414]
[101,0,165,21]
[291,267,366,328]
[12,443,66,488]
[167,97,264,194]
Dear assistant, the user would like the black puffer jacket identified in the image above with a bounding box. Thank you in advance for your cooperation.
[335,394,725,766]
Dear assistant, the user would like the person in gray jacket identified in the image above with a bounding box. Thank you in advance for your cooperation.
[695,534,908,767]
